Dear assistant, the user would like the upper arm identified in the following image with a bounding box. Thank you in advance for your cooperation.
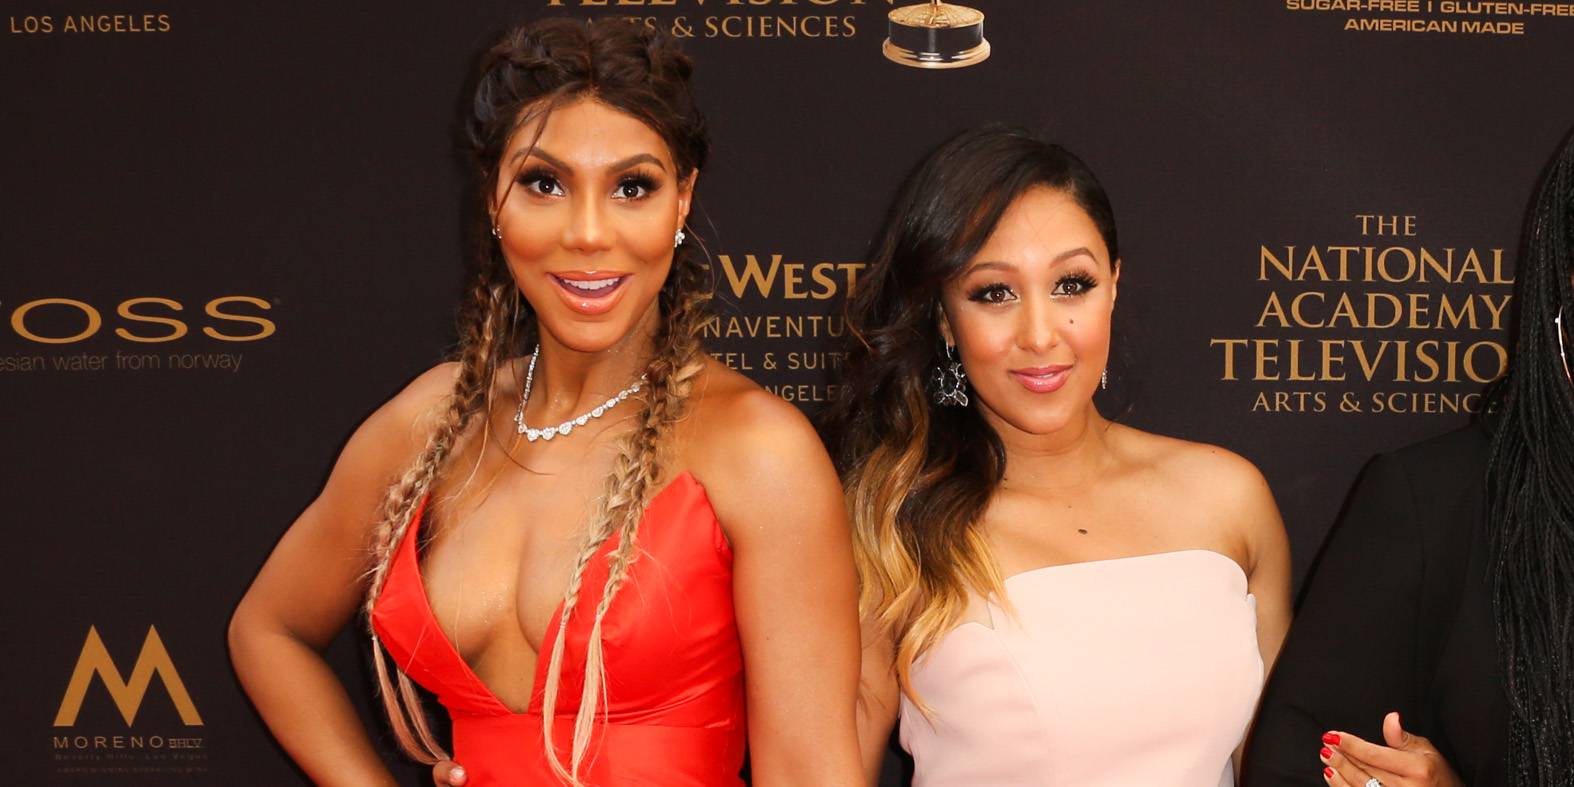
[231,363,457,650]
[1230,457,1293,678]
[695,388,862,786]
[1180,445,1293,675]
[855,615,900,786]
[1242,454,1423,786]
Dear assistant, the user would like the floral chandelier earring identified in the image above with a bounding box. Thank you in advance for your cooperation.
[930,344,970,407]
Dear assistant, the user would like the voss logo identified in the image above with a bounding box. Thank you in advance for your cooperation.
[5,296,276,344]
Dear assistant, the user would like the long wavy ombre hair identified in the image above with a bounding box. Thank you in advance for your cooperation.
[358,18,710,785]
[821,126,1117,709]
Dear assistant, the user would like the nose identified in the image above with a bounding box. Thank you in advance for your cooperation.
[562,193,613,255]
[1016,295,1060,353]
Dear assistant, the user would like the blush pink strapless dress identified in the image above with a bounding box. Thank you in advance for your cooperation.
[900,549,1263,787]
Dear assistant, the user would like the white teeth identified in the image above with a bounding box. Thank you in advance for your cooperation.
[560,277,621,292]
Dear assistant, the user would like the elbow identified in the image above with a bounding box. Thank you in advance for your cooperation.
[226,596,281,677]
[226,601,257,671]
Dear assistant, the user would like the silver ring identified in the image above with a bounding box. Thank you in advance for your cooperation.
[1364,778,1383,787]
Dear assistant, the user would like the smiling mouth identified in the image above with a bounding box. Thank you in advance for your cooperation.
[551,274,627,298]
[1009,366,1072,393]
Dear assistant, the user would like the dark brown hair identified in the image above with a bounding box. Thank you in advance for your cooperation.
[821,125,1116,705]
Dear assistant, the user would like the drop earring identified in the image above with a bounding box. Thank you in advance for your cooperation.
[491,224,502,240]
[674,228,686,248]
[929,345,970,407]
[1100,369,1108,390]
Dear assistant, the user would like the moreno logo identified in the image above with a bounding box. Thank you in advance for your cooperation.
[54,626,203,727]
[5,296,276,344]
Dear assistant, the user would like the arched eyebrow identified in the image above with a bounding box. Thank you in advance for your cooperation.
[1051,246,1097,265]
[508,147,667,174]
[963,246,1098,275]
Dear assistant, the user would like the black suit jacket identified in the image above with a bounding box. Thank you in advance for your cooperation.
[1244,425,1508,786]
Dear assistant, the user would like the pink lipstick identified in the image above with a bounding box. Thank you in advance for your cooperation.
[1009,364,1073,394]
[550,272,628,316]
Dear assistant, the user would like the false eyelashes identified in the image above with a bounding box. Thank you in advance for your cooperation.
[965,272,1099,304]
[513,166,663,201]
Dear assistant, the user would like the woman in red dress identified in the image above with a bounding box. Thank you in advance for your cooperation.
[228,19,862,786]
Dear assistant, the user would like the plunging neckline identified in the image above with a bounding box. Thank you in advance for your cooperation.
[402,469,704,715]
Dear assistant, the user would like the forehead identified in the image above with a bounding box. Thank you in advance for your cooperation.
[505,96,674,169]
[971,187,1108,266]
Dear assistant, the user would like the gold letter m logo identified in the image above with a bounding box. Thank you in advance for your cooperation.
[53,626,203,726]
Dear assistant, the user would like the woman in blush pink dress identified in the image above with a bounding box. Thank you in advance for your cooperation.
[822,125,1293,787]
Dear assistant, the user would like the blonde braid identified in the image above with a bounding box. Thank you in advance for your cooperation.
[364,278,513,763]
[542,262,712,785]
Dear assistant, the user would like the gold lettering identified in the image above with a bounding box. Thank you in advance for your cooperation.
[1463,341,1507,383]
[204,296,276,341]
[116,297,187,343]
[1481,293,1511,330]
[1254,338,1280,381]
[12,298,101,344]
[1211,339,1247,380]
[1259,246,1295,281]
[717,254,782,298]
[1256,292,1289,328]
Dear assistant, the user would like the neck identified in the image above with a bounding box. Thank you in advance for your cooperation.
[526,305,661,423]
[985,402,1113,494]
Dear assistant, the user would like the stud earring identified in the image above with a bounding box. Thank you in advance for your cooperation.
[491,224,502,239]
[674,228,686,248]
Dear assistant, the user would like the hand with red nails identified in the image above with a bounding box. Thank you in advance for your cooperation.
[1318,712,1462,787]
[431,759,466,786]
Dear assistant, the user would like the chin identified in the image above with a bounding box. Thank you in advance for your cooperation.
[983,394,1084,435]
[538,321,637,354]
[532,295,662,355]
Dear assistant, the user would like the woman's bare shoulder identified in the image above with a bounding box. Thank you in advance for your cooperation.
[342,361,462,480]
[1108,423,1279,539]
[680,356,834,492]
[1111,424,1266,488]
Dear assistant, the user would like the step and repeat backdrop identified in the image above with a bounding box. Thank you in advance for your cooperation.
[4,1,1573,784]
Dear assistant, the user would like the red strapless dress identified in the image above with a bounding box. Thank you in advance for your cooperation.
[370,471,746,786]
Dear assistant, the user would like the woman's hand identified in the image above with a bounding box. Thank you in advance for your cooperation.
[432,759,467,786]
[1319,712,1463,787]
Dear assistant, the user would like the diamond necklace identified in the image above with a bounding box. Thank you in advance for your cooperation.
[512,347,646,442]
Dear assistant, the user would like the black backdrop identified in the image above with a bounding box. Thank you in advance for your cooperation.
[5,1,1573,783]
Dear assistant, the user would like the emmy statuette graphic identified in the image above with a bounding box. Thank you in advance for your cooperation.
[883,0,991,69]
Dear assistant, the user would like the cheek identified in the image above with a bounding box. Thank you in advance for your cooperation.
[621,218,673,262]
[1062,308,1113,357]
[499,221,560,269]
[948,308,1017,363]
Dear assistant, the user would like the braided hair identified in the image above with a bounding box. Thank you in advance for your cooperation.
[360,17,711,785]
[1484,126,1574,786]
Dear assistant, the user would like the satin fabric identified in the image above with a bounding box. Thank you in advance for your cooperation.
[900,549,1262,786]
[372,471,746,786]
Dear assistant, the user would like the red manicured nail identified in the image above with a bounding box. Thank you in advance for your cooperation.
[1322,732,1341,745]
[1324,766,1335,779]
[1320,746,1332,759]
